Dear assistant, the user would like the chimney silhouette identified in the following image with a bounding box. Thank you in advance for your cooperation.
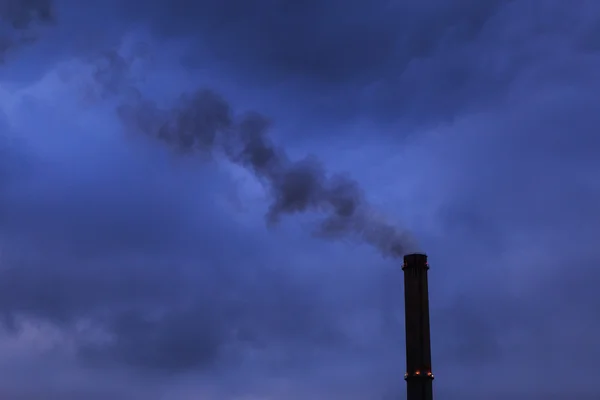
[402,253,434,400]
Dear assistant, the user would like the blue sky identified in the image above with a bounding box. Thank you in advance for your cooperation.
[0,0,599,398]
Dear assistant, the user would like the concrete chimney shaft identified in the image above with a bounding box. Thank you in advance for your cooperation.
[402,253,434,400]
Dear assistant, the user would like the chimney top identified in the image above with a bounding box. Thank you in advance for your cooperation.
[403,253,427,263]
[403,253,428,269]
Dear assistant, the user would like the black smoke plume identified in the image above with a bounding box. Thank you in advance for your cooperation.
[93,49,414,258]
[0,0,54,61]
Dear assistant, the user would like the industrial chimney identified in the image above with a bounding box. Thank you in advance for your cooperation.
[402,253,434,400]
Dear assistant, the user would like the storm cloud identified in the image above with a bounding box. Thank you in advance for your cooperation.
[0,0,54,61]
[0,0,599,399]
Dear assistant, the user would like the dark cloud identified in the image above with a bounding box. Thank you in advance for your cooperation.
[0,122,357,374]
[133,0,506,80]
[0,0,54,61]
[0,109,379,374]
[107,0,517,123]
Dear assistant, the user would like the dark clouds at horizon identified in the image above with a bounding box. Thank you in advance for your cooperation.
[0,0,599,399]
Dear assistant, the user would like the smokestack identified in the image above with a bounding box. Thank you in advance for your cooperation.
[402,253,434,400]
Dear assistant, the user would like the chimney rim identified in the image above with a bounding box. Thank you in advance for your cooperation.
[403,253,428,261]
[402,253,428,269]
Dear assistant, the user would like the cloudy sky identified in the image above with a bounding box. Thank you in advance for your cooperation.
[0,0,599,399]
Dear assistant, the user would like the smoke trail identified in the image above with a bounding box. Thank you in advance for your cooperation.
[0,0,54,61]
[99,49,414,258]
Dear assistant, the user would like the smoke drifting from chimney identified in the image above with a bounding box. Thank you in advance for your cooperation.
[93,48,414,258]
